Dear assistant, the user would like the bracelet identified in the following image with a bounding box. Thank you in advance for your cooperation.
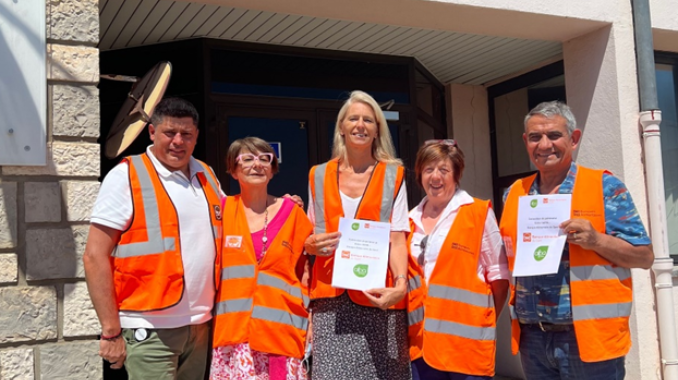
[101,329,123,341]
[393,274,407,284]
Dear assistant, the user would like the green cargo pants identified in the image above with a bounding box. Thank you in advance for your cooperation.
[122,322,210,380]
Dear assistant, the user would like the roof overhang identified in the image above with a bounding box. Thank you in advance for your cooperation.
[99,0,608,85]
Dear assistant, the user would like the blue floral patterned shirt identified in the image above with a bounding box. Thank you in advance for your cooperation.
[502,163,651,324]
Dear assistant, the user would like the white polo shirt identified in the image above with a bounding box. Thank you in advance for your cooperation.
[91,147,223,329]
[409,189,509,284]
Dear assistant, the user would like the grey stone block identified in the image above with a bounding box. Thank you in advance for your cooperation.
[51,85,100,138]
[0,287,57,343]
[24,182,62,223]
[47,0,99,44]
[40,341,101,379]
[63,282,99,337]
[2,143,100,177]
[0,348,34,380]
[47,45,99,83]
[25,226,88,280]
[0,253,18,284]
[0,183,17,249]
[62,181,99,222]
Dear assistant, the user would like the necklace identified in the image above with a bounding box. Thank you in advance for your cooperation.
[261,197,270,258]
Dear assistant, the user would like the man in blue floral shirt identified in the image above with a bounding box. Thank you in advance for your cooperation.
[500,101,653,380]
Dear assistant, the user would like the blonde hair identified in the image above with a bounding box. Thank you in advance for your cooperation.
[331,90,402,165]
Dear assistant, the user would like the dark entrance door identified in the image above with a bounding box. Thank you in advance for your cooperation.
[217,106,318,206]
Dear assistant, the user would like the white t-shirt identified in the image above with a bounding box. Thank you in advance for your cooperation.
[91,147,223,329]
[409,189,509,283]
[307,181,409,232]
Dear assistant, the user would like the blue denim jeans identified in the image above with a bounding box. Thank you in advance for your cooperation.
[411,358,492,380]
[519,324,625,380]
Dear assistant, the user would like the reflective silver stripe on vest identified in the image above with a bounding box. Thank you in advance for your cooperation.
[508,305,518,320]
[379,164,398,222]
[113,155,176,258]
[409,306,425,326]
[428,284,494,308]
[257,273,310,307]
[221,265,256,281]
[202,166,220,197]
[572,302,633,321]
[251,305,308,331]
[409,275,422,292]
[215,298,253,315]
[424,318,495,341]
[313,163,328,234]
[571,265,631,283]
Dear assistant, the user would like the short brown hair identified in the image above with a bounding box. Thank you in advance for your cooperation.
[414,140,465,188]
[226,137,279,174]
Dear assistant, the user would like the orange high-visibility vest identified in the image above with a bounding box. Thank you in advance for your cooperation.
[309,159,424,311]
[213,196,313,359]
[500,165,633,362]
[409,199,497,376]
[406,220,427,361]
[112,153,223,312]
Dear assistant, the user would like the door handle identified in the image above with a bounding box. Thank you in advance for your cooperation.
[299,121,306,129]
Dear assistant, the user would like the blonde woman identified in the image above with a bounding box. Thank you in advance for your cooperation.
[304,91,421,380]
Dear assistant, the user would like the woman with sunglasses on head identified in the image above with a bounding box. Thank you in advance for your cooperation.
[408,140,509,380]
[304,90,422,380]
[211,137,314,380]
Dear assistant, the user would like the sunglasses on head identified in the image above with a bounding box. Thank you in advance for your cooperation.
[417,235,429,267]
[425,139,457,147]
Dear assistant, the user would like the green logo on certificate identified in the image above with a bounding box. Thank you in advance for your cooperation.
[533,246,548,261]
[353,264,368,277]
[351,223,360,231]
[530,199,538,208]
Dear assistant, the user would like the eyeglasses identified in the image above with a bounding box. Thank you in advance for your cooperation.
[424,139,457,147]
[417,235,429,267]
[236,153,274,168]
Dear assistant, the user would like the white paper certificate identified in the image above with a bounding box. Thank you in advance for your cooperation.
[331,217,390,291]
[513,194,572,277]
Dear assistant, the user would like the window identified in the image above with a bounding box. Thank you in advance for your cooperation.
[655,54,678,258]
[488,62,565,215]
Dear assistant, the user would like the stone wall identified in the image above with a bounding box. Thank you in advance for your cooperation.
[0,1,102,379]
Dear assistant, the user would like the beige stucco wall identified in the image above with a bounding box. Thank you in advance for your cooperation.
[448,84,494,201]
[0,1,102,379]
[651,0,678,53]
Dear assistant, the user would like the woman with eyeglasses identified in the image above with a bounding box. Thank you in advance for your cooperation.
[303,90,422,380]
[211,137,314,380]
[408,140,509,380]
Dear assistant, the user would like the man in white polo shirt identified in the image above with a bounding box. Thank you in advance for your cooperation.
[83,98,223,379]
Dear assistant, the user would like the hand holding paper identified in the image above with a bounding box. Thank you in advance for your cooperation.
[331,218,390,291]
[513,194,572,277]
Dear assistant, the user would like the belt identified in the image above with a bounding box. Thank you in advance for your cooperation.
[521,322,572,332]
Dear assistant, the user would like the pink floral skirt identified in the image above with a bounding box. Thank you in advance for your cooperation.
[210,343,307,380]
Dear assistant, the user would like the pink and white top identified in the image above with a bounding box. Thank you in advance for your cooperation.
[210,197,307,380]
